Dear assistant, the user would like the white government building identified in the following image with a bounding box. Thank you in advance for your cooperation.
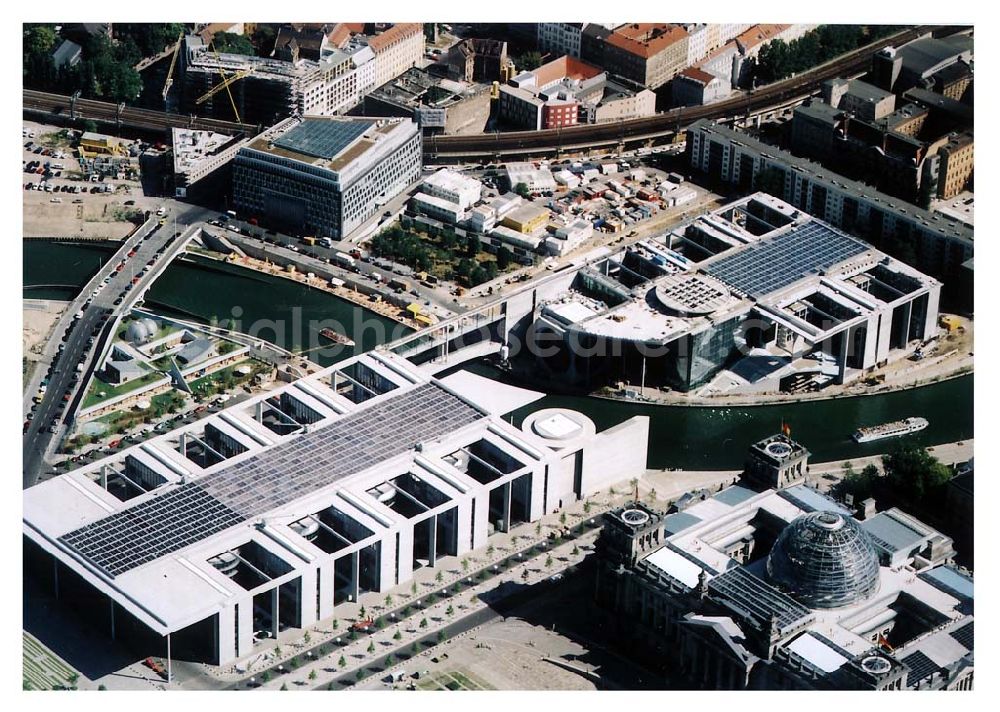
[23,351,649,668]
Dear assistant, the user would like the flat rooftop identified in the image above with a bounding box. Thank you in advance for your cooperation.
[701,221,870,298]
[689,120,974,246]
[243,116,414,176]
[60,383,483,578]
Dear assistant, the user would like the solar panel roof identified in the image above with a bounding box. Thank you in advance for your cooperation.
[60,384,484,578]
[273,118,375,160]
[702,221,869,298]
[901,650,940,687]
[949,621,974,651]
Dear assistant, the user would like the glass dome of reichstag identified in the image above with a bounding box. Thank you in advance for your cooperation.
[766,511,881,609]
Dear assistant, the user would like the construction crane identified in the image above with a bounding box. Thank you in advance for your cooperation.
[193,40,250,123]
[162,32,184,102]
[195,68,253,107]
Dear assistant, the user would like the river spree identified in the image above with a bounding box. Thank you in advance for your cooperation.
[496,370,973,470]
[25,241,973,468]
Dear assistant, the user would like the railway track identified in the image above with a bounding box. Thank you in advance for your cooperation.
[23,25,968,159]
[23,89,257,135]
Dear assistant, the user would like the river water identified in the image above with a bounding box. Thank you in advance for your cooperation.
[25,241,973,469]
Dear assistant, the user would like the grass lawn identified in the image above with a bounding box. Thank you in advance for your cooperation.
[82,371,166,409]
[187,359,268,400]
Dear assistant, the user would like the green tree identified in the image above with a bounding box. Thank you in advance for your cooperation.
[516,51,543,70]
[114,23,186,57]
[367,641,376,654]
[514,182,531,199]
[98,684,107,691]
[308,670,317,681]
[338,655,347,668]
[545,554,553,568]
[446,604,454,616]
[261,671,271,683]
[496,246,512,270]
[559,512,567,525]
[385,594,393,607]
[213,31,255,55]
[437,630,446,642]
[24,24,58,56]
[393,630,402,640]
[280,682,288,691]
[251,24,279,56]
[881,445,952,505]
[419,618,428,629]
[466,235,482,257]
[461,558,469,573]
[355,669,364,681]
[303,631,311,645]
[411,582,418,595]
[435,570,443,583]
[384,654,394,667]
[470,266,488,287]
[332,619,339,630]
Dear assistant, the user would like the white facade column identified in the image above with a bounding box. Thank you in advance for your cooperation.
[270,587,280,639]
[318,561,335,621]
[350,551,360,603]
[217,605,237,665]
[471,488,490,550]
[237,596,253,659]
[428,514,438,568]
[453,497,473,557]
[298,567,319,628]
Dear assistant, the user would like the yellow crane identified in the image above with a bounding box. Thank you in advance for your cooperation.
[194,40,250,123]
[162,31,184,101]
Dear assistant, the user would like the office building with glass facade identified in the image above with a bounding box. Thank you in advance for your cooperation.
[232,115,421,239]
[528,193,941,393]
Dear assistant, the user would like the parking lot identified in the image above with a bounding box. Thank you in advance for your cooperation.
[21,121,159,238]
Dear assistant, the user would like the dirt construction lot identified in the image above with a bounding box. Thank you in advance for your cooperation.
[23,299,66,389]
[23,192,141,239]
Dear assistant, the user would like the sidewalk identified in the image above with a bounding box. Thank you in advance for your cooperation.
[202,488,644,691]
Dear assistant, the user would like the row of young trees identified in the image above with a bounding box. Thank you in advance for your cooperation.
[752,25,904,86]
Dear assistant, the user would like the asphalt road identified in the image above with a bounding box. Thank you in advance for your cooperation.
[218,229,462,318]
[22,202,217,488]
